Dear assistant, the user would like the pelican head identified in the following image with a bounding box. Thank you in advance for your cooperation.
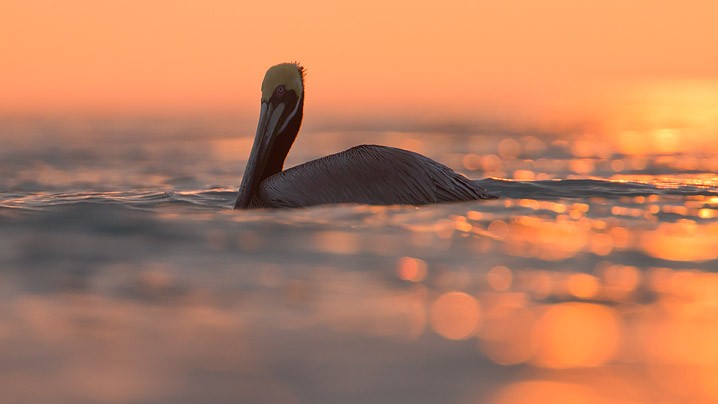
[234,63,305,209]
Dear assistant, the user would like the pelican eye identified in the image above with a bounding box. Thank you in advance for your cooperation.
[274,85,286,97]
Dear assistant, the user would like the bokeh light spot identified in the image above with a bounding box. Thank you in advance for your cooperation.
[531,303,620,368]
[396,257,428,282]
[487,266,513,291]
[566,274,600,299]
[430,292,481,340]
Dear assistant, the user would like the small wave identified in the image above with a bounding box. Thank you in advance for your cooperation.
[478,178,718,200]
[0,189,237,212]
[2,178,717,212]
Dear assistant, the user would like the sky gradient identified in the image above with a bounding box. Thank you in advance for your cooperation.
[2,0,717,131]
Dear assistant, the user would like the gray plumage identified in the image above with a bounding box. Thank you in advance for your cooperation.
[250,145,498,208]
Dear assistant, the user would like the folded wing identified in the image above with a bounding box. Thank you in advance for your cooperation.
[256,145,498,208]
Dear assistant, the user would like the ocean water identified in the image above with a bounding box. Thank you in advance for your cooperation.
[2,118,718,403]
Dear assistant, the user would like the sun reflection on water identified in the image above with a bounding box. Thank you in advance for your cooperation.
[3,119,718,402]
[393,258,718,402]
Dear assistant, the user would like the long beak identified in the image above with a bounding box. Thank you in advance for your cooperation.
[234,101,286,209]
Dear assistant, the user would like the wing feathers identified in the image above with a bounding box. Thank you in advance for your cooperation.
[256,145,498,208]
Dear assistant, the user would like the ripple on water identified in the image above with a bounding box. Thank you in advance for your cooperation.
[2,124,718,403]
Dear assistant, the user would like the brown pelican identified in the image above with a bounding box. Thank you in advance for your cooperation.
[234,63,498,209]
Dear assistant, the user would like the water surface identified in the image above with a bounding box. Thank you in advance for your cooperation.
[2,119,718,403]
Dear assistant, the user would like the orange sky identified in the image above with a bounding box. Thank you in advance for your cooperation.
[2,0,718,128]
